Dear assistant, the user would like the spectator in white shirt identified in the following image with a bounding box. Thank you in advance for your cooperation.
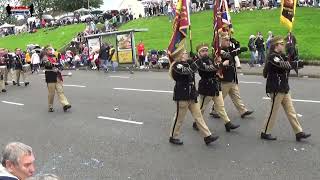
[30,50,40,73]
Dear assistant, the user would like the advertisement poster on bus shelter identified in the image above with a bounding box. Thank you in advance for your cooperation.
[87,37,101,54]
[116,33,133,64]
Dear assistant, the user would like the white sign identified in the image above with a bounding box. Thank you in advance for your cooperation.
[87,38,100,53]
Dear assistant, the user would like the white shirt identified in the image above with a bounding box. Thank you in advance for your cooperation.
[0,164,18,179]
[31,53,40,64]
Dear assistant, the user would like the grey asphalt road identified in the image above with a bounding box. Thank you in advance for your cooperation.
[0,70,319,180]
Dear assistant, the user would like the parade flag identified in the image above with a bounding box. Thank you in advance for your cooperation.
[213,0,233,57]
[220,0,234,34]
[213,0,222,58]
[167,0,190,63]
[280,0,297,31]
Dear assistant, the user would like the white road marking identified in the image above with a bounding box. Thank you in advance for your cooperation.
[113,88,173,93]
[109,76,130,79]
[1,101,24,106]
[263,97,320,104]
[97,116,143,125]
[239,81,262,84]
[6,81,27,84]
[63,84,86,88]
[297,113,303,117]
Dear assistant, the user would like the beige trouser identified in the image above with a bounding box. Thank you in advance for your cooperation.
[216,82,248,115]
[47,81,70,109]
[199,92,230,124]
[16,69,27,84]
[0,75,5,90]
[170,100,212,138]
[262,92,303,134]
[4,68,16,82]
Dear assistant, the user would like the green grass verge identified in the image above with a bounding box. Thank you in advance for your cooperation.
[120,7,320,60]
[0,24,86,51]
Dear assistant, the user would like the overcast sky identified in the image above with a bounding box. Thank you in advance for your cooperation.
[100,0,122,10]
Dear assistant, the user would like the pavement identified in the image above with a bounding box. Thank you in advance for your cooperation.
[0,70,319,180]
[116,63,320,78]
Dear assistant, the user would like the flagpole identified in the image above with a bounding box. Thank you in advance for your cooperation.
[186,0,192,53]
[189,25,193,53]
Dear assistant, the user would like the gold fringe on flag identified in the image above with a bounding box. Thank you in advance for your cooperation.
[280,0,297,31]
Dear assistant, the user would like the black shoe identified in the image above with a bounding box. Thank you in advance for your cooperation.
[210,112,220,118]
[17,83,20,86]
[25,82,29,86]
[63,104,72,112]
[204,134,219,145]
[296,132,311,141]
[1,89,6,92]
[169,137,183,145]
[192,122,199,131]
[241,111,254,118]
[5,82,8,85]
[225,122,240,132]
[48,108,54,112]
[260,132,277,140]
[13,81,16,85]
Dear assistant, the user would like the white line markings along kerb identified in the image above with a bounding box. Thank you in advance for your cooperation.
[109,76,130,79]
[113,88,173,93]
[97,116,143,125]
[1,101,24,106]
[262,97,320,104]
[239,81,262,84]
[63,84,86,88]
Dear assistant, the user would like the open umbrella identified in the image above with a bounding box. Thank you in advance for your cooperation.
[74,8,90,13]
[42,14,54,20]
[0,23,15,29]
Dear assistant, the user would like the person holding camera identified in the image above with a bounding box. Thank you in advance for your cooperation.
[261,36,311,141]
[192,43,240,132]
[255,32,265,66]
[214,32,253,119]
[168,47,219,146]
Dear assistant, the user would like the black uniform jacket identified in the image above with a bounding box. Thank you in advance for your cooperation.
[220,47,238,84]
[265,53,292,94]
[15,54,25,70]
[171,60,198,102]
[196,56,221,96]
[45,70,58,83]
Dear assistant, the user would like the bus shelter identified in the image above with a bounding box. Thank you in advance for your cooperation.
[84,29,148,66]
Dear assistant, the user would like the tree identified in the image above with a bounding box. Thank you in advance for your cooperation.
[21,0,54,19]
[57,0,103,12]
[0,0,19,24]
[21,0,103,15]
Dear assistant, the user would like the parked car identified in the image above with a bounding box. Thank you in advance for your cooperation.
[80,14,94,22]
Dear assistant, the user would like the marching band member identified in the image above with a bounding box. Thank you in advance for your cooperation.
[3,49,16,85]
[261,36,311,141]
[169,47,219,145]
[15,48,30,86]
[0,49,6,92]
[216,32,253,119]
[44,61,71,112]
[192,43,240,132]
